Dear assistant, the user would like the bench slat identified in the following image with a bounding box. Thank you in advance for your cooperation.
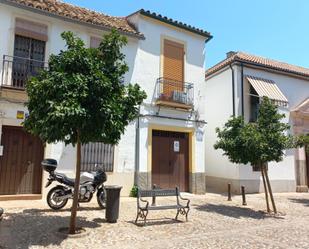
[139,189,178,197]
[146,205,184,210]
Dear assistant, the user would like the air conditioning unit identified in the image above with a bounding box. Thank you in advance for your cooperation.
[172,90,188,104]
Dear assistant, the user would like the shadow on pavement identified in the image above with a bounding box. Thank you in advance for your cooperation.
[193,203,284,220]
[22,206,102,213]
[0,209,100,249]
[128,217,183,227]
[288,198,309,207]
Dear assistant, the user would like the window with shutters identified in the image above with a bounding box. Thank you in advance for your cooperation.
[81,142,115,172]
[155,39,194,109]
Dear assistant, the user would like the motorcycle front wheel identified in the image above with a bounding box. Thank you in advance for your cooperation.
[97,188,106,209]
[47,186,68,210]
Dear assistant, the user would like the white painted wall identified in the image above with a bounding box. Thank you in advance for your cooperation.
[127,14,207,174]
[205,67,240,180]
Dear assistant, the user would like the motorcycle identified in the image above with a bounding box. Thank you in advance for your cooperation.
[42,159,107,210]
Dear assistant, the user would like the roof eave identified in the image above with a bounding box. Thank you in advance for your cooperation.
[1,0,145,40]
[206,58,309,81]
[135,9,212,40]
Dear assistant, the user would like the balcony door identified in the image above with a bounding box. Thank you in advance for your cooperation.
[162,39,184,101]
[12,35,46,88]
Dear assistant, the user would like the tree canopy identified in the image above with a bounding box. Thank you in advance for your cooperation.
[24,30,146,146]
[214,97,290,166]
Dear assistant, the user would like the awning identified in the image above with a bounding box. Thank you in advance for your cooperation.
[246,75,288,105]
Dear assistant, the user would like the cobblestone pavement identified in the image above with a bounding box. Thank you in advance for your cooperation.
[0,192,309,249]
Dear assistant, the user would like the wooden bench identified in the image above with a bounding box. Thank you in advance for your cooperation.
[135,187,190,225]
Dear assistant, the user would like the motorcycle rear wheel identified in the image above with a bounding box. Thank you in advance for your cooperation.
[97,188,106,209]
[47,186,68,210]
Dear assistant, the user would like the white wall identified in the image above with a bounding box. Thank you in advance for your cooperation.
[205,66,240,180]
[129,15,207,172]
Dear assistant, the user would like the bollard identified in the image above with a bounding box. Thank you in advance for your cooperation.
[151,184,157,206]
[227,183,232,201]
[241,185,247,206]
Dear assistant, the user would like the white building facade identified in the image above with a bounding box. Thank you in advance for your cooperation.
[0,0,212,198]
[205,51,309,194]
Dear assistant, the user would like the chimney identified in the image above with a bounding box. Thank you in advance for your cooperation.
[226,51,236,58]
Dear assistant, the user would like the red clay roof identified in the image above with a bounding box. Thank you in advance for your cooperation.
[206,51,309,79]
[4,0,143,38]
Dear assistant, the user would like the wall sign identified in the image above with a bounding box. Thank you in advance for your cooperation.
[174,141,180,152]
[16,110,25,120]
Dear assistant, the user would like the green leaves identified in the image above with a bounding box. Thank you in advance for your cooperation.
[214,97,292,166]
[24,30,146,146]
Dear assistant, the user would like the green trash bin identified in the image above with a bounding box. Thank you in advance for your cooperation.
[105,185,122,223]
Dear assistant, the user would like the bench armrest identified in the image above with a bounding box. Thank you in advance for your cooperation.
[179,194,190,207]
[138,197,149,209]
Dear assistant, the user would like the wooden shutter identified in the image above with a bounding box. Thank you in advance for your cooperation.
[163,39,184,82]
[163,39,184,98]
[81,142,114,172]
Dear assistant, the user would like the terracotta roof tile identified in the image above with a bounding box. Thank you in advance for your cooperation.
[4,0,143,38]
[206,51,309,79]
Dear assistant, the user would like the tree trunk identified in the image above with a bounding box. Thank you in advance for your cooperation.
[260,163,270,213]
[264,163,277,214]
[69,130,82,234]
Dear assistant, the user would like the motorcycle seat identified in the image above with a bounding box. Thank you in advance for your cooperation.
[55,172,75,187]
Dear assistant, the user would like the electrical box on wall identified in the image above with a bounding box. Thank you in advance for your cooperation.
[0,145,3,156]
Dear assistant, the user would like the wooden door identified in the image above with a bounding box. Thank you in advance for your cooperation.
[163,39,184,99]
[0,126,44,195]
[152,130,189,191]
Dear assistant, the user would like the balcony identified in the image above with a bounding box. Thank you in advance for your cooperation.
[155,77,194,110]
[1,55,48,90]
[1,55,47,101]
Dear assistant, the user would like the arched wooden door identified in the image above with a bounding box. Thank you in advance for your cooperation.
[0,126,44,195]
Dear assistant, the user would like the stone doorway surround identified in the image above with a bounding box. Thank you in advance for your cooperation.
[291,98,309,192]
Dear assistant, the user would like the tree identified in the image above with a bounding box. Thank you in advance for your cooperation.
[295,134,309,153]
[214,97,291,214]
[24,30,147,234]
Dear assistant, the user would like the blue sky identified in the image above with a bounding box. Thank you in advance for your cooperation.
[66,0,309,69]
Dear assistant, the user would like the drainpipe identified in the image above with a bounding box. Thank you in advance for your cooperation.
[240,63,244,117]
[229,64,236,117]
[134,107,141,186]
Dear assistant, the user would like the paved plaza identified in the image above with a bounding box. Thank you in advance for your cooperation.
[0,192,309,249]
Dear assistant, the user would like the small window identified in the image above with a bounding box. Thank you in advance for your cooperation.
[81,142,114,172]
[249,86,260,122]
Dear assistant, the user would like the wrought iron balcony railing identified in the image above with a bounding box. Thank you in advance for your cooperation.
[155,77,194,108]
[1,55,48,90]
